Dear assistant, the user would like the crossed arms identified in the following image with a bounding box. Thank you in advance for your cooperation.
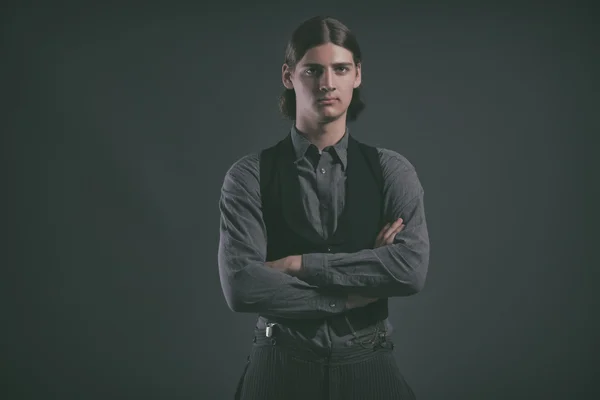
[217,151,430,320]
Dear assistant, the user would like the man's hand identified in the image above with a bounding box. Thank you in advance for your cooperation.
[265,255,302,275]
[374,218,405,248]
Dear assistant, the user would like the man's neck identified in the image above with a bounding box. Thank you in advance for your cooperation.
[295,115,347,151]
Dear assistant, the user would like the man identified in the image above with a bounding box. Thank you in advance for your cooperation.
[218,15,430,400]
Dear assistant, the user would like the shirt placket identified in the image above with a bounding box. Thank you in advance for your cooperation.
[316,151,335,240]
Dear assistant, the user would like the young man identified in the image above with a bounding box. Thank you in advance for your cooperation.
[218,16,430,400]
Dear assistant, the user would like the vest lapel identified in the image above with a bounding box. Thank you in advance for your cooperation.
[277,135,325,244]
[329,135,382,247]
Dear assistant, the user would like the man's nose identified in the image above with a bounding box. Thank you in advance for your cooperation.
[319,69,335,91]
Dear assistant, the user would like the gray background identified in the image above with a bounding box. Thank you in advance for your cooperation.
[4,0,596,399]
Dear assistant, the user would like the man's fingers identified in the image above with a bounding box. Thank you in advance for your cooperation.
[381,218,402,237]
[383,223,405,244]
[383,219,403,240]
[387,218,403,234]
[374,218,405,248]
[376,223,391,241]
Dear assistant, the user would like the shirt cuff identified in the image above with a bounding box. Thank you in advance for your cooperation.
[299,253,328,285]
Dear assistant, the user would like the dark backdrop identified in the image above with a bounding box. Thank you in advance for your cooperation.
[4,1,596,399]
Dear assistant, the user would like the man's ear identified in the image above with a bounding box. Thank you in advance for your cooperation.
[353,62,362,88]
[282,64,294,89]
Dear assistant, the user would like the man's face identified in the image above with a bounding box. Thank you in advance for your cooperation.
[282,43,362,123]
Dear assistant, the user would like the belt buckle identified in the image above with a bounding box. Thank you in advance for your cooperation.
[265,322,277,338]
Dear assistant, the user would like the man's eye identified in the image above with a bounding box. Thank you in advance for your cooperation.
[305,69,317,75]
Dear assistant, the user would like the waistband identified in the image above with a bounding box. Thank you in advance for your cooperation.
[258,299,389,338]
[250,321,394,366]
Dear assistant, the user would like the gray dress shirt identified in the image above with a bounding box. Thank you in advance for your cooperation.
[218,125,430,350]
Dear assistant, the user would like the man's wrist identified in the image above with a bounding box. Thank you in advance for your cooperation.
[288,255,303,274]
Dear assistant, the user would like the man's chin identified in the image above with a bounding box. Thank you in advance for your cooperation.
[316,108,346,123]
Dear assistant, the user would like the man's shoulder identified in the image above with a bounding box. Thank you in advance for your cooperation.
[375,147,416,173]
[353,137,414,171]
[223,152,261,187]
[373,146,423,193]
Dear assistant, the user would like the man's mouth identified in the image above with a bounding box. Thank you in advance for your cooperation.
[317,98,338,104]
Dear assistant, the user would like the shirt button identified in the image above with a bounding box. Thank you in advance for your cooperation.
[320,168,326,174]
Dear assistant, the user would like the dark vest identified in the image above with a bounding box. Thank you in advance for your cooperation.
[259,133,389,336]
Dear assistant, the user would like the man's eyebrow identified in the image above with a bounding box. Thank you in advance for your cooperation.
[301,62,354,68]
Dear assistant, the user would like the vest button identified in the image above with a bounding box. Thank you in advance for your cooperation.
[327,247,332,252]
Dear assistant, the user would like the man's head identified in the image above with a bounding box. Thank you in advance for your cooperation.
[279,16,365,124]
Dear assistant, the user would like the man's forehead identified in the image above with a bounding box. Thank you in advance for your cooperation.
[299,44,355,65]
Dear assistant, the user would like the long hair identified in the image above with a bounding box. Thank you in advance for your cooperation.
[278,16,366,122]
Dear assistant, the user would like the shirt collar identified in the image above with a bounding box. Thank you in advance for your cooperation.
[290,124,349,170]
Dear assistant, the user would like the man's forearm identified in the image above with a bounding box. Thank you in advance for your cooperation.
[297,196,430,297]
[299,244,428,297]
[219,250,348,319]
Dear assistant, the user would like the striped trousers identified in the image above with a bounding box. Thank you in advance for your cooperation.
[234,326,416,400]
